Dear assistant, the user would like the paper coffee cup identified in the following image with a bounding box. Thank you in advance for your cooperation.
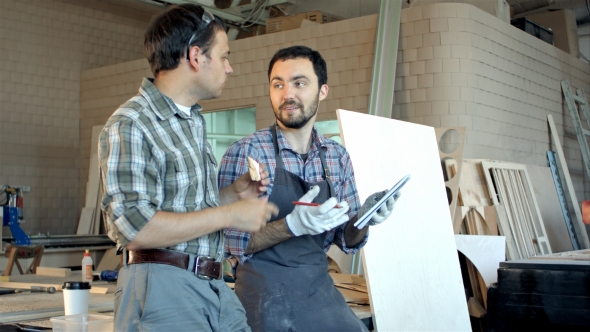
[62,281,91,316]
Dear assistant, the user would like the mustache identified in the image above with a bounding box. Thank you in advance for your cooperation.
[279,100,304,111]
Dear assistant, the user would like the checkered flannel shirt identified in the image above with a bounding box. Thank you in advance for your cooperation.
[218,125,367,263]
[98,78,223,258]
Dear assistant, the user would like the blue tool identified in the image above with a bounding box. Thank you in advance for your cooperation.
[100,270,119,281]
[3,206,30,245]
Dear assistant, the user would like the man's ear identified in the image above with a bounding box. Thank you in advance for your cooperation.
[187,46,201,71]
[319,84,329,101]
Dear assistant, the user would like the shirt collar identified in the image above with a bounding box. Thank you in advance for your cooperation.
[275,124,328,154]
[139,78,203,120]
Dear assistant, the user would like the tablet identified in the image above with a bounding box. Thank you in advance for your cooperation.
[354,174,411,229]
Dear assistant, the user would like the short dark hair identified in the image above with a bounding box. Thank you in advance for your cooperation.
[268,46,327,87]
[144,4,227,76]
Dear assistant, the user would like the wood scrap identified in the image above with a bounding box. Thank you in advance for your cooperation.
[336,287,369,304]
[350,274,366,286]
[459,160,493,207]
[467,297,486,318]
[35,267,71,277]
[329,272,353,285]
[335,284,368,293]
[529,249,590,261]
[0,281,108,294]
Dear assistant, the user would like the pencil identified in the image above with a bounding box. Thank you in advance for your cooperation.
[292,201,341,208]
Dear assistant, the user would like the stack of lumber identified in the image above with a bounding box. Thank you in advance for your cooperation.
[77,126,104,235]
[453,158,588,321]
[330,273,369,305]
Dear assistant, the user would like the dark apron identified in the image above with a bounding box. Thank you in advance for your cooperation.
[234,126,368,332]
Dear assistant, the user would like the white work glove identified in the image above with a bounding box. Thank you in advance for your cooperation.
[286,186,350,236]
[358,190,400,226]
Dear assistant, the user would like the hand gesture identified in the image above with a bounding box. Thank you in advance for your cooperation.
[358,190,400,226]
[232,162,270,200]
[286,186,349,236]
[229,197,278,232]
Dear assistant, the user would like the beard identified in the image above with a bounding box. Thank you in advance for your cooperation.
[273,94,319,129]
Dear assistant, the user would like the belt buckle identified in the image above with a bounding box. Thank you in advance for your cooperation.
[194,255,216,280]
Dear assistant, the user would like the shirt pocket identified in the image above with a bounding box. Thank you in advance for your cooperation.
[162,148,200,210]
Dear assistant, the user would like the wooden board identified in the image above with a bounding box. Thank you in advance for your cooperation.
[525,164,575,253]
[76,206,95,235]
[434,127,466,221]
[459,160,493,207]
[35,266,71,277]
[0,281,108,294]
[337,109,470,331]
[547,114,590,248]
[530,249,590,261]
[336,287,369,304]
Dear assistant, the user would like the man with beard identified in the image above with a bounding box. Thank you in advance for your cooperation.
[98,4,278,330]
[218,46,399,331]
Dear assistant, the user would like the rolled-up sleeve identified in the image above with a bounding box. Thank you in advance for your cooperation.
[218,141,255,262]
[328,148,367,253]
[99,119,159,247]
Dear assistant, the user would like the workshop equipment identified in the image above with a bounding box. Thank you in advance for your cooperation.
[99,270,118,282]
[3,244,44,276]
[0,285,56,295]
[2,188,30,245]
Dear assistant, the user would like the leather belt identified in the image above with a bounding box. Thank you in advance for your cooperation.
[127,249,222,280]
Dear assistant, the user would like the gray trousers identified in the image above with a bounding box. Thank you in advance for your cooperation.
[114,262,251,332]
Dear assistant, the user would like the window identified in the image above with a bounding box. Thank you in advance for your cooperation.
[202,107,256,166]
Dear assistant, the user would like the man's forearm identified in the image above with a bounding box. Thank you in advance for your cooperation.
[127,209,232,250]
[245,219,293,255]
[218,184,238,205]
[344,215,369,247]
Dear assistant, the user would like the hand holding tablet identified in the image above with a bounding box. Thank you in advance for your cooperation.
[354,174,411,229]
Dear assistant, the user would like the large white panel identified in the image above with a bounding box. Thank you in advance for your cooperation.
[337,109,470,331]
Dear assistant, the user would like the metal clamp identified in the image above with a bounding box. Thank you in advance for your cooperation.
[194,255,216,280]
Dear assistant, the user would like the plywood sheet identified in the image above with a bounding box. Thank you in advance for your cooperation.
[459,160,492,206]
[434,127,466,221]
[337,109,470,331]
[455,235,505,286]
[76,207,94,235]
[525,164,574,253]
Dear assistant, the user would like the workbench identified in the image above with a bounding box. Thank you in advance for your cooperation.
[0,272,373,330]
[487,258,590,331]
[0,271,115,330]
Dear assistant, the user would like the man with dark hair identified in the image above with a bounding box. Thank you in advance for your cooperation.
[218,45,399,331]
[98,4,277,330]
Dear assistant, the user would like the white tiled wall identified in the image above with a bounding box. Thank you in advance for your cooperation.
[392,3,590,208]
[0,0,587,241]
[0,0,149,235]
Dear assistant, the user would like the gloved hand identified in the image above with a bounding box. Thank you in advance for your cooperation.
[286,186,350,236]
[357,190,400,226]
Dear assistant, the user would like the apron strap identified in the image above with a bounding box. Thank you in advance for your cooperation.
[271,124,285,170]
[272,124,336,198]
[318,148,336,198]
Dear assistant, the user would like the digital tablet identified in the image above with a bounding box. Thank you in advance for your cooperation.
[354,174,411,229]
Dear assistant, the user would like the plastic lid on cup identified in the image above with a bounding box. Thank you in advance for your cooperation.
[63,281,92,290]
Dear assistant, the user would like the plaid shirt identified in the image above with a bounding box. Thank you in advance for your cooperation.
[218,125,367,263]
[98,78,223,258]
